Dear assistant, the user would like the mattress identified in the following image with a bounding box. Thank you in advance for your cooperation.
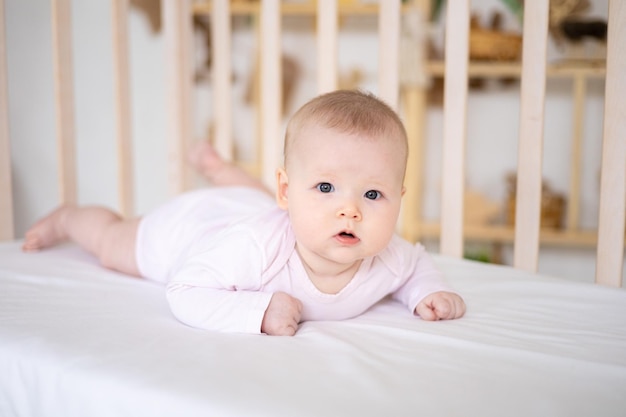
[1,241,625,417]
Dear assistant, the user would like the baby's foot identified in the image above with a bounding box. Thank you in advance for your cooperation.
[188,140,269,193]
[188,141,227,182]
[22,206,72,252]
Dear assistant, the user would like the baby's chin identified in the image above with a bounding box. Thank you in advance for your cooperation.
[327,246,383,265]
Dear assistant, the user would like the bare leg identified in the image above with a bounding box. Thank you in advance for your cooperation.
[188,141,270,194]
[22,205,141,277]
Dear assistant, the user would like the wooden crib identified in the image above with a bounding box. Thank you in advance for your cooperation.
[180,0,626,286]
[1,1,625,416]
[2,0,623,286]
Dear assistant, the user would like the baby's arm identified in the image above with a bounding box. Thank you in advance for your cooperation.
[167,230,305,335]
[166,283,273,333]
[415,291,465,321]
[391,241,466,321]
[167,285,303,335]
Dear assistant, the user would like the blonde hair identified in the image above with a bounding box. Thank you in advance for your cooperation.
[283,90,408,168]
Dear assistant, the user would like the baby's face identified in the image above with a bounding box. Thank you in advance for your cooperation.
[276,125,406,274]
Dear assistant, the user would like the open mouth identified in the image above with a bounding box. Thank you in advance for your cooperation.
[335,230,359,245]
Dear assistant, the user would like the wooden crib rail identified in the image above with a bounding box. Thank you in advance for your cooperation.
[51,0,78,208]
[439,0,469,259]
[438,0,553,271]
[112,0,134,217]
[0,0,12,241]
[439,1,624,286]
[316,0,338,94]
[211,0,233,162]
[259,0,282,187]
[512,0,550,273]
[163,0,194,195]
[186,0,401,188]
[0,0,623,287]
[596,0,626,287]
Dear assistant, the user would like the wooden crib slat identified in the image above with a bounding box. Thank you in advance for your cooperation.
[400,0,430,243]
[51,0,77,205]
[0,0,14,240]
[260,0,282,187]
[163,0,193,195]
[595,0,626,288]
[440,0,469,258]
[378,0,400,109]
[513,1,549,272]
[211,0,233,161]
[112,0,134,217]
[566,74,586,231]
[317,0,338,94]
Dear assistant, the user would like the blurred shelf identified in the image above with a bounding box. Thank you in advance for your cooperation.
[415,222,603,248]
[426,59,607,78]
[193,1,417,16]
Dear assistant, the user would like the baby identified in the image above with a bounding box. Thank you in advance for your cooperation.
[23,90,465,336]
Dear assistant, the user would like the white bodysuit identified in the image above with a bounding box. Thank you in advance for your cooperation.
[136,187,454,334]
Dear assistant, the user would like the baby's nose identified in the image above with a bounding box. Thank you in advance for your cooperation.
[337,205,362,221]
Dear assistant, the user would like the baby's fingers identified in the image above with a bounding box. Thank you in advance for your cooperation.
[434,295,466,320]
[415,292,466,321]
[415,301,438,321]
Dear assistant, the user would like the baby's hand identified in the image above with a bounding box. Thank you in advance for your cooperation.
[415,291,466,321]
[261,292,303,336]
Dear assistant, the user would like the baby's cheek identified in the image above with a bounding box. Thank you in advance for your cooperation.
[372,221,396,250]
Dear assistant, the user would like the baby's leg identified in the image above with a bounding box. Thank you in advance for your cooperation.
[23,205,141,277]
[189,141,270,194]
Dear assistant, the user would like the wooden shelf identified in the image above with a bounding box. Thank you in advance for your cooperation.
[193,1,416,16]
[413,58,607,250]
[414,222,605,248]
[426,59,607,78]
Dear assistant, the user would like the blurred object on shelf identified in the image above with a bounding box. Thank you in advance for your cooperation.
[431,0,523,24]
[560,19,607,42]
[245,54,300,117]
[339,68,364,91]
[506,173,566,230]
[469,12,522,62]
[549,0,607,61]
[131,0,160,33]
[465,190,502,226]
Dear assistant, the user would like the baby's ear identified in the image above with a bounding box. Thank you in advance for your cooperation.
[275,168,289,209]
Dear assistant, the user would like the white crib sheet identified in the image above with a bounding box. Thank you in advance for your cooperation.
[1,241,625,417]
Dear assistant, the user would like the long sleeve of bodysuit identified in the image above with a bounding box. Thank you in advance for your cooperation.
[391,242,457,314]
[165,229,274,334]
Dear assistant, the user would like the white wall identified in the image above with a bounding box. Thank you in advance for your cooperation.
[6,0,168,233]
[5,0,622,285]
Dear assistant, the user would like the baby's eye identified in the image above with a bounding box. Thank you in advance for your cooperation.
[317,182,334,193]
[364,190,381,200]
